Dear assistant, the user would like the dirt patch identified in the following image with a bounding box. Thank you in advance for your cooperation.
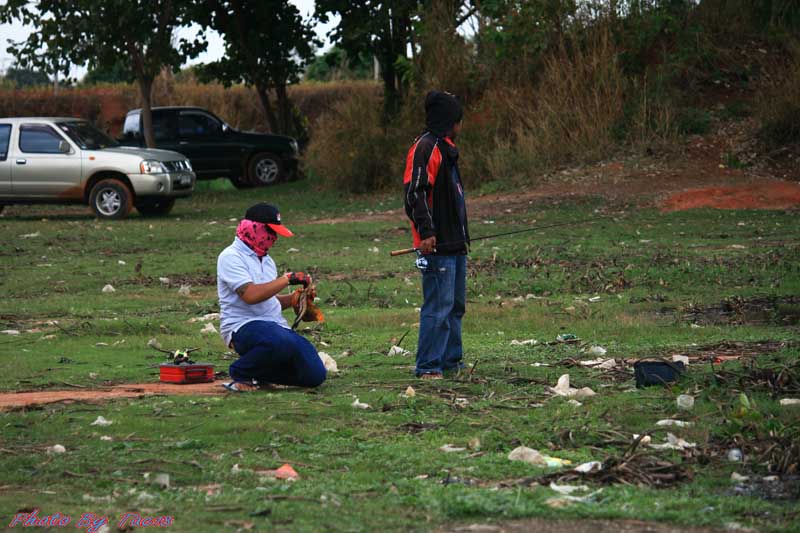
[444,519,721,533]
[0,381,227,410]
[662,182,800,211]
[670,340,790,363]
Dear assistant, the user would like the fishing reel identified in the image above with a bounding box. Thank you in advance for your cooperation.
[414,250,429,271]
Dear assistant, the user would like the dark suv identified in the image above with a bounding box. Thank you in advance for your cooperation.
[119,106,299,187]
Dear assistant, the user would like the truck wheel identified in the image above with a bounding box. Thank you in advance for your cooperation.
[136,198,175,217]
[229,175,254,189]
[89,179,133,220]
[248,153,283,186]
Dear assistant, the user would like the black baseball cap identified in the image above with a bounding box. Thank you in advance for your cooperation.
[244,203,294,237]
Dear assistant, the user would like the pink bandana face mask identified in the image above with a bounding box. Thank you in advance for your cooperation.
[237,219,277,256]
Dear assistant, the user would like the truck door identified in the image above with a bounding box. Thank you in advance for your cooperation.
[177,110,239,179]
[0,123,11,196]
[11,123,83,197]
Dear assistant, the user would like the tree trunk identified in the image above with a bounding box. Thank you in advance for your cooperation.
[275,84,292,135]
[255,84,279,133]
[136,76,156,148]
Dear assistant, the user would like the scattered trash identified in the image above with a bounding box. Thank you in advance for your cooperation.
[46,444,66,454]
[20,232,40,238]
[648,433,696,451]
[634,360,685,387]
[508,446,571,467]
[731,472,749,483]
[556,333,579,343]
[178,284,192,296]
[388,345,411,356]
[727,448,744,462]
[368,246,380,253]
[118,260,126,265]
[633,434,652,445]
[287,248,300,253]
[510,339,538,346]
[100,436,112,441]
[258,463,299,480]
[147,338,162,350]
[159,277,170,284]
[574,461,603,474]
[567,399,583,407]
[90,416,113,427]
[549,374,596,399]
[188,313,220,323]
[468,438,481,450]
[88,372,98,379]
[95,342,108,347]
[403,386,416,398]
[779,398,800,406]
[351,398,370,409]
[1,330,20,335]
[677,394,695,411]
[200,323,218,335]
[549,482,590,495]
[586,345,607,356]
[153,473,170,489]
[318,352,338,373]
[101,284,116,293]
[672,355,690,365]
[579,358,616,369]
[440,444,467,453]
[655,419,693,428]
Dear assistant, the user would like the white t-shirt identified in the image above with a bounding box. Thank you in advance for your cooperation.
[217,237,289,347]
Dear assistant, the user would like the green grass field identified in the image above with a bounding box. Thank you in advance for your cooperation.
[1,178,799,532]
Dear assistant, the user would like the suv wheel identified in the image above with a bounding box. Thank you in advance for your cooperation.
[248,153,283,186]
[89,179,133,220]
[136,198,175,217]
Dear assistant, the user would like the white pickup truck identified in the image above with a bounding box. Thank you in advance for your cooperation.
[0,117,196,219]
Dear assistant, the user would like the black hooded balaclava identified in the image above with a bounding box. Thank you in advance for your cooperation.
[424,91,463,138]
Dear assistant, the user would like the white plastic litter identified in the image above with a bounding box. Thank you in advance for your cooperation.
[655,419,694,428]
[549,374,596,398]
[200,323,218,335]
[318,352,338,373]
[568,399,583,407]
[178,284,191,296]
[510,339,538,346]
[574,461,603,473]
[1,330,20,335]
[231,464,243,474]
[648,433,696,451]
[153,473,170,489]
[101,284,116,293]
[633,434,652,445]
[287,248,300,253]
[90,416,113,427]
[403,386,416,398]
[549,482,590,495]
[351,398,370,409]
[388,345,411,356]
[20,232,40,238]
[439,444,466,453]
[46,444,66,454]
[508,446,547,466]
[779,398,800,406]
[147,338,162,349]
[579,358,616,369]
[100,436,113,441]
[188,313,220,323]
[727,448,744,462]
[586,346,607,356]
[672,355,690,365]
[730,472,749,483]
[159,277,170,284]
[676,394,695,410]
[118,260,126,265]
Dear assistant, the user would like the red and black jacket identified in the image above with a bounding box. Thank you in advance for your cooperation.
[403,132,469,255]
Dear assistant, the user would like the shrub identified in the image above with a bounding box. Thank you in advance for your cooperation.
[758,54,800,148]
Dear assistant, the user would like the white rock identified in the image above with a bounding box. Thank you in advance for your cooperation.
[200,323,218,335]
[318,352,338,373]
[90,416,113,427]
[46,444,66,454]
[101,284,116,293]
[677,394,694,410]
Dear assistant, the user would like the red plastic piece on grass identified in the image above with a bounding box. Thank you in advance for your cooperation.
[273,464,299,480]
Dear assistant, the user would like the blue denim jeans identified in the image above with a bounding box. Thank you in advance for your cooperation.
[416,254,467,375]
[230,320,326,387]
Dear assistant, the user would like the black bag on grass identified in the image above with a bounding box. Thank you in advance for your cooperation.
[634,359,686,388]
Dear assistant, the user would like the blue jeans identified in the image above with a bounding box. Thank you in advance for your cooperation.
[416,254,467,375]
[230,320,326,387]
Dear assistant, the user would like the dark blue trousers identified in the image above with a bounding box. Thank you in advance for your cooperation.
[230,320,326,387]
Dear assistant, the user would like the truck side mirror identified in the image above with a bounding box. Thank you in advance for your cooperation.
[58,140,71,154]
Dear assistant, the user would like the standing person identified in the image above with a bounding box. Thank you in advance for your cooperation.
[403,91,469,379]
[217,203,326,391]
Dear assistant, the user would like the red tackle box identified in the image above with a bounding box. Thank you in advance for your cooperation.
[159,363,215,384]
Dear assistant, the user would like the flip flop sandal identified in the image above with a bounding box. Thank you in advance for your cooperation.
[222,381,258,392]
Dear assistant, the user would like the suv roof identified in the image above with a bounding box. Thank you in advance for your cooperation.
[126,106,212,115]
[0,117,86,123]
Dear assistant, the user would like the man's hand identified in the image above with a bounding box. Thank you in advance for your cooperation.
[286,271,312,287]
[418,236,437,254]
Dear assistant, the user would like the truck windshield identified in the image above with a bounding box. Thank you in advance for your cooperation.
[57,121,120,150]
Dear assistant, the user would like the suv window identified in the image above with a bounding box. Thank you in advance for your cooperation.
[122,113,141,139]
[178,111,221,138]
[0,124,10,161]
[152,112,176,141]
[19,124,66,154]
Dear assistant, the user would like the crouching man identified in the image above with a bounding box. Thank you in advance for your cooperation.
[217,203,326,391]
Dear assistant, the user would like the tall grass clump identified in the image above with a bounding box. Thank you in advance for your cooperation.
[757,50,800,149]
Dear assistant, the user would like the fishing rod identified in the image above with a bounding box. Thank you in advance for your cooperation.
[389,215,614,256]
